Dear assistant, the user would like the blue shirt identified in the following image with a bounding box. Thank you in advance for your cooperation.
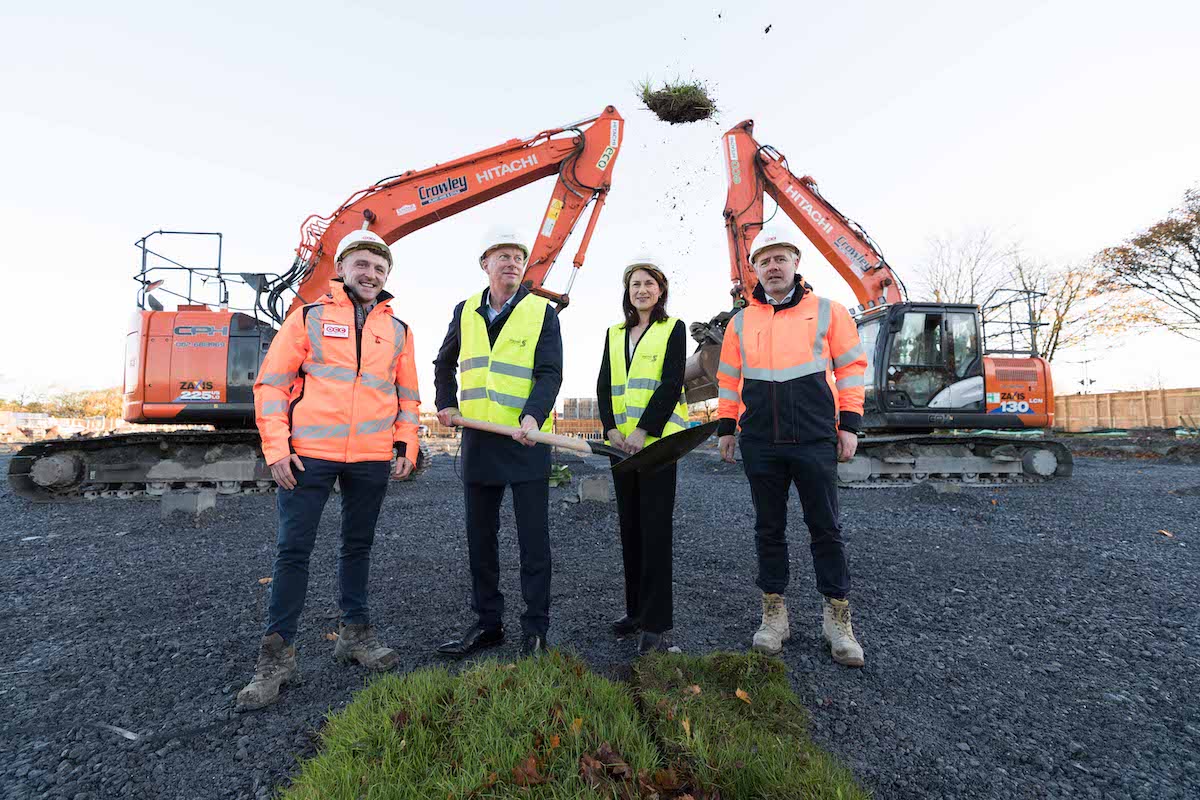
[483,289,518,323]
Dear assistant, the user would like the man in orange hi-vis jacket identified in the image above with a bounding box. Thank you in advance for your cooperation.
[236,229,420,712]
[717,224,869,668]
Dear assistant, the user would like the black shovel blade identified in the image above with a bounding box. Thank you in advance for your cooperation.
[585,440,628,459]
[611,420,719,475]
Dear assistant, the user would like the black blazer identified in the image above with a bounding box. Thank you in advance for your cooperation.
[433,285,563,484]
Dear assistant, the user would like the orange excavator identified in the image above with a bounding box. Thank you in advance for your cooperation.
[9,107,625,501]
[685,120,1072,485]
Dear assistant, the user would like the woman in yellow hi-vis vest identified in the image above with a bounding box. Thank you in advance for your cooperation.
[596,257,689,656]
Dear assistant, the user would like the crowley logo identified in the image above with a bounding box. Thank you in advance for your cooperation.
[418,175,468,206]
[833,235,875,274]
[477,154,539,183]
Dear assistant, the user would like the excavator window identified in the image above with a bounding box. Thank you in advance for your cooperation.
[947,312,980,378]
[855,318,881,410]
[885,310,984,410]
[886,312,950,407]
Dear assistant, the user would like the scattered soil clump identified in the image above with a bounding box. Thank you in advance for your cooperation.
[639,80,717,124]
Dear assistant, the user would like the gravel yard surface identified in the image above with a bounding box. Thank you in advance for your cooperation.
[1,449,1197,799]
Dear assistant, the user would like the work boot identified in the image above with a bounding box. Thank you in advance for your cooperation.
[822,597,865,668]
[333,623,400,671]
[751,593,790,655]
[236,633,298,712]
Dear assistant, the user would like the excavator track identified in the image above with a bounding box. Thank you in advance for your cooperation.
[7,430,431,503]
[837,434,1073,488]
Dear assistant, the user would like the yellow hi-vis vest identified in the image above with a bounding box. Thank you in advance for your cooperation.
[459,291,554,432]
[607,318,689,444]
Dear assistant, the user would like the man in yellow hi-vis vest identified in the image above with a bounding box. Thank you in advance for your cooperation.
[433,229,563,658]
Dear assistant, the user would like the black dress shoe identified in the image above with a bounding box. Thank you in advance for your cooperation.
[637,630,669,656]
[610,615,641,637]
[435,624,504,657]
[521,633,548,657]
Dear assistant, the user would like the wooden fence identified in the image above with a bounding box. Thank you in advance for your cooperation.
[1054,388,1200,432]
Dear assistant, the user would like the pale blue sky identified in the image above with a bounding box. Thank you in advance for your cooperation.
[2,0,1198,404]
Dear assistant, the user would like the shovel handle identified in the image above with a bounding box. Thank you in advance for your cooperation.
[450,414,594,455]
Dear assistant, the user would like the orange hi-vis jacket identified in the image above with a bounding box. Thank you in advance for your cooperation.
[254,280,420,466]
[716,278,868,444]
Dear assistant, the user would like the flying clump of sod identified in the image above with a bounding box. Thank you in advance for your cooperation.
[639,79,717,124]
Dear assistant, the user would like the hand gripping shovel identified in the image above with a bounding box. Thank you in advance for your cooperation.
[450,415,719,475]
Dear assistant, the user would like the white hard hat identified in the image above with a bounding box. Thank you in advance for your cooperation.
[748,224,801,265]
[335,229,393,266]
[622,255,668,286]
[480,228,530,261]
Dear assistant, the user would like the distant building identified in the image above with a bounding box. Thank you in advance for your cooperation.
[562,397,599,420]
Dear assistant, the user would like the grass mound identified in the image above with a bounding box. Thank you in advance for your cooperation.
[284,651,664,799]
[635,652,869,800]
[283,651,866,799]
[639,79,717,124]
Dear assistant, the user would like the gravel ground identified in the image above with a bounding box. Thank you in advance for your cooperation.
[1,448,1197,800]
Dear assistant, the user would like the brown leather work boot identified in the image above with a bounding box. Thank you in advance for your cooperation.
[333,623,400,671]
[236,633,298,712]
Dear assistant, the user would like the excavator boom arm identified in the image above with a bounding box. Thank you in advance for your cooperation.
[278,106,624,318]
[722,120,904,311]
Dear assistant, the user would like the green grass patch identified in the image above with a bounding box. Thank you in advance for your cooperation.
[283,651,867,799]
[638,79,717,124]
[283,651,661,799]
[634,652,870,800]
[549,464,573,487]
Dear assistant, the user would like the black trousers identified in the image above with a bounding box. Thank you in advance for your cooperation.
[740,439,849,599]
[464,479,551,636]
[612,461,677,633]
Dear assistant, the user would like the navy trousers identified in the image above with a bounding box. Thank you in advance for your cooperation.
[265,457,390,643]
[740,439,849,599]
[465,479,551,636]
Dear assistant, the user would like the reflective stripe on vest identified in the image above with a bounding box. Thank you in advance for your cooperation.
[607,318,688,444]
[733,297,833,382]
[458,292,553,431]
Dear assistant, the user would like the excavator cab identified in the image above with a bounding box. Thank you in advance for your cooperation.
[856,302,1052,433]
[859,303,983,426]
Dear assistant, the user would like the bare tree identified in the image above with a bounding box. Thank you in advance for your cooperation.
[916,228,1017,304]
[1095,188,1200,341]
[1009,256,1160,362]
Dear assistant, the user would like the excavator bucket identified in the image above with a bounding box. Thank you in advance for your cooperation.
[683,343,722,404]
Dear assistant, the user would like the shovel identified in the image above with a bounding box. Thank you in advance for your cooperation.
[450,415,719,475]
